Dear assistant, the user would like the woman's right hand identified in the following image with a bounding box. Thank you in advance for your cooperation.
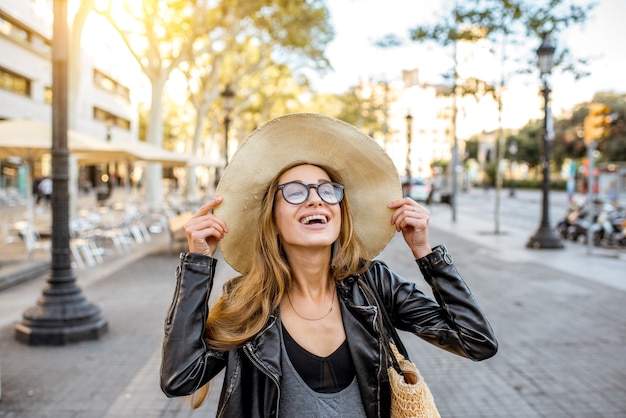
[184,196,228,257]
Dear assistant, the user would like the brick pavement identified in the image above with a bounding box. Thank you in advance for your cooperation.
[0,191,625,417]
[413,228,625,417]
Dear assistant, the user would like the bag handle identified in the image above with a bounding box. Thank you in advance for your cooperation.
[357,274,407,377]
[358,272,410,358]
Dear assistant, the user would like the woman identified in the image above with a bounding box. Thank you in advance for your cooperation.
[160,113,497,417]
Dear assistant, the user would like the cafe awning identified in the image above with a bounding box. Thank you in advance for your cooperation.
[114,140,191,167]
[0,118,222,167]
[0,119,132,162]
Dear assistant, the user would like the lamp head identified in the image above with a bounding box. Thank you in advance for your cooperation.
[536,33,555,76]
[221,84,235,113]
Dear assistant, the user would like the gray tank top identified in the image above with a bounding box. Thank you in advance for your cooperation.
[278,331,367,417]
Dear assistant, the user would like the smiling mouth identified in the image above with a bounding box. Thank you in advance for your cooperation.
[301,214,328,225]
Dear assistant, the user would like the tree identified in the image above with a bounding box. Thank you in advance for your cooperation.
[465,138,479,160]
[68,1,93,129]
[506,93,626,185]
[527,92,626,171]
[92,1,215,207]
[333,81,387,137]
[507,120,542,170]
[379,0,594,231]
[551,102,588,168]
[95,0,333,207]
[180,0,333,199]
[376,12,499,223]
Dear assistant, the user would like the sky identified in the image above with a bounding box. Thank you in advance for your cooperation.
[313,0,626,130]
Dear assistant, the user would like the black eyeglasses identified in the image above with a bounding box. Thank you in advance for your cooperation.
[277,181,345,205]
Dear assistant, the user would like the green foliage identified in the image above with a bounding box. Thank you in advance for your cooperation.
[547,92,626,166]
[506,93,626,173]
[465,139,478,160]
[483,161,498,186]
[238,0,334,71]
[305,81,396,141]
[91,0,336,185]
[506,120,542,167]
[381,0,596,82]
[431,159,449,171]
[551,109,587,168]
[332,84,384,135]
[501,177,566,190]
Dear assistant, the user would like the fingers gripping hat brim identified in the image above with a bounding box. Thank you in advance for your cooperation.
[215,113,402,274]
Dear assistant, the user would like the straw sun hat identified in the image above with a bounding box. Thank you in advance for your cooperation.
[215,113,402,274]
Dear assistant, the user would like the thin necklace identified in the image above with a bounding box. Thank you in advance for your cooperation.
[286,286,336,321]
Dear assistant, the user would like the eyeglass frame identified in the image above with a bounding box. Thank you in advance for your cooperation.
[277,181,345,205]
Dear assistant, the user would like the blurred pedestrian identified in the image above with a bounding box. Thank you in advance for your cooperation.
[606,180,618,206]
[160,113,498,417]
[37,176,52,205]
[33,175,43,204]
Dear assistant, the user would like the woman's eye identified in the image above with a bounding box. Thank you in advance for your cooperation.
[286,186,305,198]
[320,189,332,198]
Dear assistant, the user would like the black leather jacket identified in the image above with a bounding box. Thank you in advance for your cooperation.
[160,245,498,418]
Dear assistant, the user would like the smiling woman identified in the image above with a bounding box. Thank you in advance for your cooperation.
[160,113,498,417]
[213,113,401,274]
[273,164,343,254]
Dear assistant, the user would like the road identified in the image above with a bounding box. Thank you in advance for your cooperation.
[454,187,569,232]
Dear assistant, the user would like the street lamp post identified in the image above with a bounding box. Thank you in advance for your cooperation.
[508,139,518,197]
[15,0,107,345]
[105,116,113,198]
[526,33,564,249]
[404,112,413,196]
[221,84,235,167]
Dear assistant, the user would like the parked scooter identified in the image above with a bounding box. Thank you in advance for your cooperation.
[593,203,626,247]
[556,198,591,242]
[556,198,626,247]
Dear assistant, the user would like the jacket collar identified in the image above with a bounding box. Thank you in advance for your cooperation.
[243,314,282,380]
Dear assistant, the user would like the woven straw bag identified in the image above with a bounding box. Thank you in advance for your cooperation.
[388,343,440,418]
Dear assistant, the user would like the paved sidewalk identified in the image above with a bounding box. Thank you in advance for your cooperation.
[0,189,624,417]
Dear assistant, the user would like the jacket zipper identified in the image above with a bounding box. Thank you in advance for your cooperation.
[166,253,186,325]
[217,319,281,418]
[357,278,386,418]
[242,347,281,417]
[216,356,240,418]
[190,260,213,394]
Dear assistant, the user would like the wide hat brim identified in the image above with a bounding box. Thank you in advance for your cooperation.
[215,113,402,274]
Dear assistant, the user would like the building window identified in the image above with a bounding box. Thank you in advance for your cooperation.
[0,67,31,96]
[93,69,130,102]
[93,107,131,131]
[0,12,51,55]
[44,86,52,104]
[0,16,30,43]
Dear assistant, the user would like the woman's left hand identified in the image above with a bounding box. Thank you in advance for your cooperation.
[388,197,432,258]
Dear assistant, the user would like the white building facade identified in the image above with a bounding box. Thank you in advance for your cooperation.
[0,0,146,196]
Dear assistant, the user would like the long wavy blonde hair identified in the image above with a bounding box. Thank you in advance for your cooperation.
[189,162,369,408]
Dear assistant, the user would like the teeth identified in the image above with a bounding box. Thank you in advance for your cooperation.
[301,215,327,225]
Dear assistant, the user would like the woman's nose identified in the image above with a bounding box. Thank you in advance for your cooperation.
[305,185,324,205]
